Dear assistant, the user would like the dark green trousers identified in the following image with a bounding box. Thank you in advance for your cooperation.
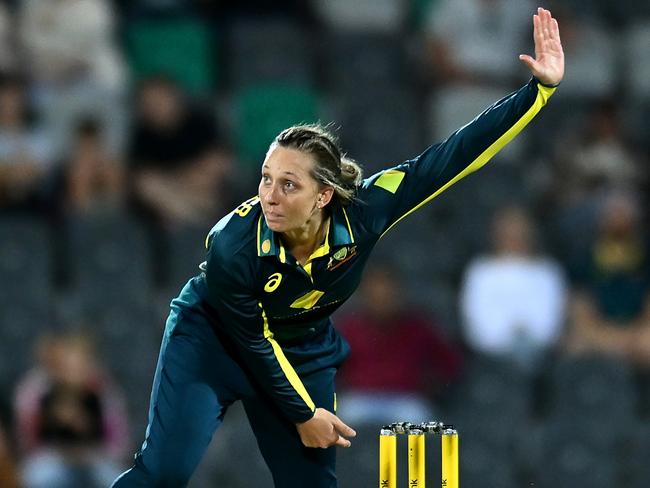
[111,293,337,487]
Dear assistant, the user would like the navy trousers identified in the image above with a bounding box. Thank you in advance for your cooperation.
[110,304,337,488]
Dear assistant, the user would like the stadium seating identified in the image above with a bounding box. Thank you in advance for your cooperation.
[0,300,51,394]
[547,355,637,423]
[337,87,423,174]
[89,300,162,439]
[164,225,209,292]
[233,83,320,167]
[66,213,153,310]
[0,217,52,303]
[320,31,408,93]
[626,423,650,488]
[126,16,216,95]
[533,420,620,488]
[460,433,519,488]
[447,355,532,448]
[225,18,314,88]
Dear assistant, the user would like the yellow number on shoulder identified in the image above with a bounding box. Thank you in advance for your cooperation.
[235,196,259,217]
[235,204,252,217]
[264,273,282,293]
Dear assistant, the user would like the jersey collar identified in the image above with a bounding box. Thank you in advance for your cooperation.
[257,206,355,263]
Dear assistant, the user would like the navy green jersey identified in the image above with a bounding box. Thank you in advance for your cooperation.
[187,78,556,423]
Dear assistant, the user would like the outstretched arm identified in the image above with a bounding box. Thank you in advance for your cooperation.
[355,8,565,237]
[519,8,565,86]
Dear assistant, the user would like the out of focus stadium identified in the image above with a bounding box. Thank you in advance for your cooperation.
[0,0,649,487]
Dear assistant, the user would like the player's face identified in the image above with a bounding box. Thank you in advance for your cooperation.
[259,145,323,232]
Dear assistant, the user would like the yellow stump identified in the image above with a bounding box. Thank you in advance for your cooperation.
[379,430,397,488]
[408,430,425,487]
[441,429,459,488]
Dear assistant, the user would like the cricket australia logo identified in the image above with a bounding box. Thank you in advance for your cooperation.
[327,245,357,271]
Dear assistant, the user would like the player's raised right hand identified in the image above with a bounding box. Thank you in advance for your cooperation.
[296,408,357,449]
[519,7,564,86]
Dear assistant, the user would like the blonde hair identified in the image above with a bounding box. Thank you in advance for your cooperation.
[274,124,362,206]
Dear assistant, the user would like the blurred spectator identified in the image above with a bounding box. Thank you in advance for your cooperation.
[544,5,616,100]
[128,76,231,228]
[553,99,642,204]
[422,0,533,87]
[18,0,126,157]
[0,420,19,488]
[60,118,124,216]
[565,191,650,364]
[0,2,16,71]
[14,332,129,488]
[421,0,532,159]
[0,73,55,212]
[312,0,405,33]
[460,205,567,372]
[18,0,124,92]
[336,265,463,425]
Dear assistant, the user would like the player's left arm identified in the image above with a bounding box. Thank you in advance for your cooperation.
[357,8,564,237]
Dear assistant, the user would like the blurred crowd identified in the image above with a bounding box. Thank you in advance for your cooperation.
[0,0,649,487]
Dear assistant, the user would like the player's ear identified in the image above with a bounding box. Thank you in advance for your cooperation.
[318,187,334,208]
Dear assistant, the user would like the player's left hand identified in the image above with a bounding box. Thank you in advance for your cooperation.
[519,7,564,86]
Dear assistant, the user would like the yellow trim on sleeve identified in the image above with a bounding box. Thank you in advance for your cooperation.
[374,169,405,194]
[256,216,262,255]
[381,83,555,238]
[261,306,316,412]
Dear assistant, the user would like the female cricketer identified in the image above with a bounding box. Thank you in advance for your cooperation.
[112,8,564,487]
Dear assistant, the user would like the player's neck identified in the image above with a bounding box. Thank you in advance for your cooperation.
[282,212,329,265]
